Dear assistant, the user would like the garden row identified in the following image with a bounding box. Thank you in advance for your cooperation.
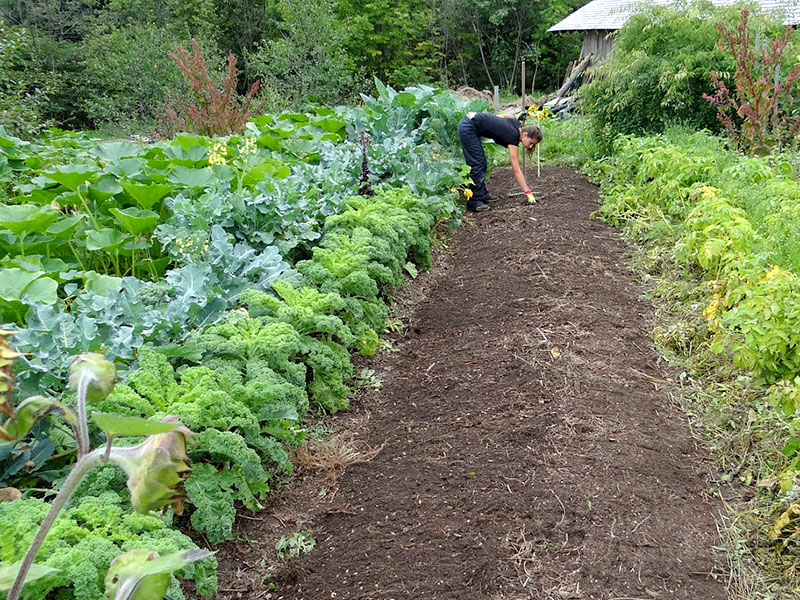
[0,84,482,599]
[591,129,800,568]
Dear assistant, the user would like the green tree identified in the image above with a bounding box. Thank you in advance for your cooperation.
[579,1,745,144]
[101,0,218,38]
[80,25,214,133]
[0,23,54,137]
[214,0,280,84]
[432,0,584,93]
[0,0,99,128]
[248,0,361,110]
[338,0,441,87]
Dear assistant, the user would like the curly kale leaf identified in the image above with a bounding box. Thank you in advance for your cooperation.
[302,336,353,413]
[325,189,436,270]
[160,366,261,439]
[240,366,309,421]
[126,346,179,410]
[296,260,380,301]
[0,492,214,600]
[254,436,293,474]
[290,263,385,354]
[184,463,239,544]
[195,314,307,387]
[94,383,158,418]
[241,282,354,348]
[312,227,401,288]
[192,429,269,501]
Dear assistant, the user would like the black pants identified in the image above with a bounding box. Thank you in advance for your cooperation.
[457,116,490,203]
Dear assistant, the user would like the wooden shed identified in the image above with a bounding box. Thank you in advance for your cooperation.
[548,0,800,60]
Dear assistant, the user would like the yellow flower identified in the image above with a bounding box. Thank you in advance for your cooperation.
[527,105,551,120]
[208,141,228,166]
[238,136,258,155]
[763,264,783,281]
[464,189,473,200]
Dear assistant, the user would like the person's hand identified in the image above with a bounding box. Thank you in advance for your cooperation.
[524,190,536,204]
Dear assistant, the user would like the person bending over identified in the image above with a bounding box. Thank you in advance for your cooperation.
[457,111,542,212]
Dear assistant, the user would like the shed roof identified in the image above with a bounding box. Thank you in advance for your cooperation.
[548,0,800,32]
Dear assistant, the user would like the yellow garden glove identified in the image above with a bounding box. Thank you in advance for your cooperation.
[524,190,536,204]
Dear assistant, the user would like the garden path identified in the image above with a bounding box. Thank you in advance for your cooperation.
[215,167,727,600]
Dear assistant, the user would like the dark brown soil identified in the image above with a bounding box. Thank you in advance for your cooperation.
[213,167,727,600]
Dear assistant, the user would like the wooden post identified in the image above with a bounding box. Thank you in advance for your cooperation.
[493,85,499,110]
[521,60,526,174]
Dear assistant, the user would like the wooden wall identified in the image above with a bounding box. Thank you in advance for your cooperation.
[580,30,615,60]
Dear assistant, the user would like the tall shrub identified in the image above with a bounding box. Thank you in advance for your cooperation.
[158,40,259,138]
[0,24,55,137]
[81,25,208,133]
[579,2,738,145]
[702,7,800,153]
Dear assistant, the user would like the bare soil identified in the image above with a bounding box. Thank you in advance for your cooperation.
[213,167,727,600]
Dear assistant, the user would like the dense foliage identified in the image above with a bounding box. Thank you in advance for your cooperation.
[0,83,473,401]
[1,492,216,599]
[578,2,799,148]
[588,129,800,582]
[0,84,478,598]
[0,0,586,135]
[0,345,214,600]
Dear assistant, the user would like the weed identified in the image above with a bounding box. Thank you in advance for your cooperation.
[275,530,316,560]
[355,367,382,392]
[703,8,800,153]
[385,318,404,334]
[378,339,398,353]
[158,39,259,138]
[294,433,385,482]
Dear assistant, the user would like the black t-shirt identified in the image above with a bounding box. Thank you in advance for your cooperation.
[471,113,522,147]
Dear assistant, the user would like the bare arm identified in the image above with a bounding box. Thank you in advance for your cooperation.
[507,145,530,193]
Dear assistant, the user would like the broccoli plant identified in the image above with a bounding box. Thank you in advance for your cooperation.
[0,331,211,600]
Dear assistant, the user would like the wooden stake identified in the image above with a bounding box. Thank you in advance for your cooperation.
[537,121,541,178]
[521,60,526,174]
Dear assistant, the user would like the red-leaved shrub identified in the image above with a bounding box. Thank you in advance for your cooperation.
[157,39,259,138]
[702,8,800,153]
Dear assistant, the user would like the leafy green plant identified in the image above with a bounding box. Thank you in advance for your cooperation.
[94,346,295,543]
[716,265,800,382]
[275,530,315,560]
[675,185,759,274]
[0,338,213,599]
[0,491,216,600]
[355,367,382,392]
